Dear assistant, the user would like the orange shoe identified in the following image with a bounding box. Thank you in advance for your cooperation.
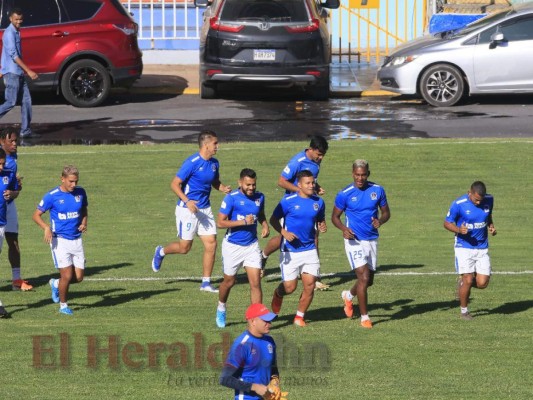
[293,316,307,327]
[360,319,373,329]
[12,279,33,291]
[341,290,353,318]
[271,289,283,314]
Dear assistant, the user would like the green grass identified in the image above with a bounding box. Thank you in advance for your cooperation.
[1,139,532,399]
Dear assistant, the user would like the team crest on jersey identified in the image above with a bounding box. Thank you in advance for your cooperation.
[255,200,261,206]
[484,205,490,213]
[2,176,8,184]
[211,164,217,172]
[75,195,82,202]
[267,344,273,354]
[371,192,377,201]
[313,203,319,211]
[240,201,245,206]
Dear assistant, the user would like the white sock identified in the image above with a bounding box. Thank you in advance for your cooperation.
[217,302,226,312]
[60,302,68,309]
[0,299,3,306]
[53,279,59,288]
[202,277,210,283]
[344,290,354,301]
[296,311,305,318]
[361,314,370,321]
[159,248,165,257]
[461,307,468,314]
[262,251,268,259]
[12,268,21,280]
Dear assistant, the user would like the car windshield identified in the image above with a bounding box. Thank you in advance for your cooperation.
[447,7,516,38]
[220,0,309,23]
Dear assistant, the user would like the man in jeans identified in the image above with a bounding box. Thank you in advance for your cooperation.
[0,8,39,139]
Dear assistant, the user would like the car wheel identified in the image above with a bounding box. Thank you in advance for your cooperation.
[309,82,329,101]
[419,64,465,107]
[61,60,111,108]
[200,81,217,99]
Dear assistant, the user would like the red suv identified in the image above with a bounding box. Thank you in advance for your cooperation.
[0,0,143,107]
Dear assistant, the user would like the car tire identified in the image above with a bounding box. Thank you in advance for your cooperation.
[200,81,217,99]
[419,64,465,107]
[61,60,111,108]
[309,82,329,101]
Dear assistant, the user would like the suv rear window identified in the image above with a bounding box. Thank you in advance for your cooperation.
[220,0,309,23]
[62,0,102,22]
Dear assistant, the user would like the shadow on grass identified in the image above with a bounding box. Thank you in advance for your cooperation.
[475,300,533,316]
[372,299,456,326]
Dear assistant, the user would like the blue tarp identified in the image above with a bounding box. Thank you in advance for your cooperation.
[428,13,486,35]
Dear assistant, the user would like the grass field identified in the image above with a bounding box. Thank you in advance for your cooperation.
[1,139,532,399]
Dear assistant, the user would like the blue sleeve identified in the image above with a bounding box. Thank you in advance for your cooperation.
[176,159,193,181]
[9,172,19,191]
[317,199,326,222]
[272,200,285,220]
[379,188,388,208]
[334,191,345,211]
[445,201,459,223]
[280,159,298,181]
[214,159,220,182]
[82,188,88,207]
[3,29,19,61]
[219,193,233,215]
[37,193,53,213]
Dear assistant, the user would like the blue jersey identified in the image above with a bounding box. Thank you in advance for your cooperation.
[280,150,320,194]
[334,182,388,241]
[220,189,265,246]
[0,169,17,226]
[5,153,17,174]
[37,186,88,240]
[225,331,277,400]
[176,152,220,209]
[445,193,494,249]
[272,193,325,252]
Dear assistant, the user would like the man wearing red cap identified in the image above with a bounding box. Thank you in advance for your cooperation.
[220,303,281,399]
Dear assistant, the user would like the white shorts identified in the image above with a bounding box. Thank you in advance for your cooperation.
[455,247,491,275]
[221,239,261,276]
[51,237,85,269]
[175,205,216,240]
[5,201,18,233]
[344,239,378,271]
[0,226,5,251]
[279,249,320,281]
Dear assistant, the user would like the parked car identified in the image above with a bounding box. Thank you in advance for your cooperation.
[0,0,143,107]
[378,2,533,107]
[195,0,339,100]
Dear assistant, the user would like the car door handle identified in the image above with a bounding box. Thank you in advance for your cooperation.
[52,31,69,37]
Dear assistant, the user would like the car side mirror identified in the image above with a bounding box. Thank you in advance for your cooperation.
[194,0,210,7]
[490,32,504,42]
[321,0,340,9]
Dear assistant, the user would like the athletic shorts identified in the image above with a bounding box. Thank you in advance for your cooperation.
[344,238,378,271]
[0,226,5,251]
[221,239,261,276]
[5,201,18,233]
[51,237,85,269]
[279,249,320,281]
[175,205,216,240]
[455,247,491,275]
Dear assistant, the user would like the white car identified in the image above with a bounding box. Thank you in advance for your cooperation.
[377,2,533,106]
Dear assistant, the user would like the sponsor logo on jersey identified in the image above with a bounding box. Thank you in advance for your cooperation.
[75,195,82,202]
[240,201,245,206]
[351,196,357,202]
[283,166,290,174]
[255,200,261,206]
[267,344,273,354]
[484,205,490,213]
[221,201,227,209]
[58,212,79,220]
[2,176,8,184]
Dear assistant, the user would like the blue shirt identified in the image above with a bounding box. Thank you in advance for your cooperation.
[176,152,220,209]
[272,193,325,252]
[225,330,277,400]
[334,182,388,241]
[37,186,88,240]
[280,150,320,194]
[220,189,265,246]
[4,153,18,205]
[0,169,17,226]
[445,193,494,249]
[1,23,24,75]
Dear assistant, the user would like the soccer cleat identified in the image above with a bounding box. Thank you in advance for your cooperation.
[314,281,330,291]
[49,279,60,303]
[271,289,283,314]
[0,305,8,318]
[151,246,164,272]
[12,279,33,291]
[460,312,473,320]
[59,307,73,315]
[200,283,219,293]
[341,290,354,318]
[293,316,307,327]
[216,310,226,328]
[360,319,373,329]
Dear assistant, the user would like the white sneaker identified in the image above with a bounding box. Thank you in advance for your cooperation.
[200,283,219,293]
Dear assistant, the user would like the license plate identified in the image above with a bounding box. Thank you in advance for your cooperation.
[253,49,275,61]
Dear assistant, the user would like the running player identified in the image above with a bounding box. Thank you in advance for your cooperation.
[332,159,390,329]
[270,170,327,327]
[32,165,88,315]
[151,130,231,292]
[444,181,496,320]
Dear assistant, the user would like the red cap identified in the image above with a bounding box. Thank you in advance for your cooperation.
[245,303,277,321]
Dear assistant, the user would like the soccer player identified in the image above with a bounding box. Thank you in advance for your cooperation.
[261,135,329,290]
[332,159,390,329]
[0,127,32,291]
[151,130,231,292]
[215,168,270,328]
[220,303,279,400]
[270,170,327,327]
[444,181,496,320]
[32,165,88,316]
